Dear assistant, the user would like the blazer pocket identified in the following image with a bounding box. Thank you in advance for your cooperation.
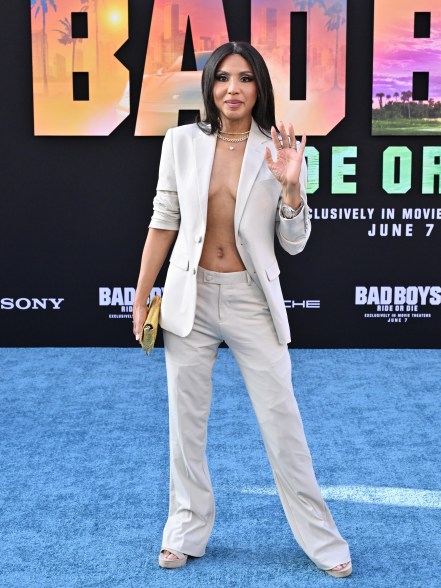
[169,248,189,271]
[265,260,280,281]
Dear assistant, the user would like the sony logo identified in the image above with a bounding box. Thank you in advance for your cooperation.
[0,298,64,310]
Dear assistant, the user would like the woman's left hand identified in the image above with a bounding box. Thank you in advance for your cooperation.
[264,121,306,192]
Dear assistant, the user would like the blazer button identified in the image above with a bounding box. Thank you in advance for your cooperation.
[195,235,202,243]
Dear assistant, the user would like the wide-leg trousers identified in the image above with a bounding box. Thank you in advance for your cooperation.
[161,267,350,569]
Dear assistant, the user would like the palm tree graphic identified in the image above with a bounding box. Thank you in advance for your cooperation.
[325,1,346,88]
[53,8,87,73]
[31,0,57,91]
[401,90,412,119]
[376,92,385,108]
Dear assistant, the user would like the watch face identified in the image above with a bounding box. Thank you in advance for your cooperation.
[282,206,294,219]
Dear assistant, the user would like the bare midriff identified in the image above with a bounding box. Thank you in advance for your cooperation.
[199,139,247,273]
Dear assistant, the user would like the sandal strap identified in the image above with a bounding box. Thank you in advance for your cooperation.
[161,548,186,560]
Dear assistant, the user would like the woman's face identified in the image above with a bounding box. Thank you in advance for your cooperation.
[212,54,257,127]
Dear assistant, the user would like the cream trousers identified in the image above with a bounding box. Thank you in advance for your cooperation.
[161,267,350,569]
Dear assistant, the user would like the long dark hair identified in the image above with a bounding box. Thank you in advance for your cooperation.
[197,41,276,136]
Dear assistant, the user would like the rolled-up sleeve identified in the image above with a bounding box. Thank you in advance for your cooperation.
[275,154,311,255]
[149,128,181,231]
[149,190,180,230]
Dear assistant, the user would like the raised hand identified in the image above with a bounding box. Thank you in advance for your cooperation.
[264,121,306,196]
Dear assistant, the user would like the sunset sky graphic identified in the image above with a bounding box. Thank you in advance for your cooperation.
[373,0,441,104]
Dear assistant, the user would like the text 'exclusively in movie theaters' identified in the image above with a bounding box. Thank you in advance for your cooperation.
[355,286,441,323]
[0,297,64,310]
[309,207,441,239]
[99,287,163,319]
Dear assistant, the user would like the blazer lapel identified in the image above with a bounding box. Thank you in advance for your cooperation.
[192,120,270,235]
[234,119,269,239]
[193,127,216,227]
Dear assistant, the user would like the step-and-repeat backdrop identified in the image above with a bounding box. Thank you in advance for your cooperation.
[1,0,440,347]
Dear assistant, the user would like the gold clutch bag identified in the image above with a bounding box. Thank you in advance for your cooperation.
[139,295,161,355]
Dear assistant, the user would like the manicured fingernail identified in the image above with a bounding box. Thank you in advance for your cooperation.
[135,334,139,341]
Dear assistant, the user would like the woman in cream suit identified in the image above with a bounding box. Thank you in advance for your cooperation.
[133,41,352,578]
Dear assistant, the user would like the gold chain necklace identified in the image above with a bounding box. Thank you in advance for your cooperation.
[218,129,251,135]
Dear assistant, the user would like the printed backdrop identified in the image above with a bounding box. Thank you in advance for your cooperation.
[1,0,441,347]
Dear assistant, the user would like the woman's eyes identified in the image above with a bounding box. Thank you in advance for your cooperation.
[215,75,255,82]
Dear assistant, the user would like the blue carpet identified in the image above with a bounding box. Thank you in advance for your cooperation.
[1,348,440,587]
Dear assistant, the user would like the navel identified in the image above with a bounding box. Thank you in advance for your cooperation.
[217,247,224,258]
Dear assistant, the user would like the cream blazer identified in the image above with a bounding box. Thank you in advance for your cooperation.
[149,119,311,344]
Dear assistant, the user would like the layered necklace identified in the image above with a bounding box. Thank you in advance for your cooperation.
[216,129,250,150]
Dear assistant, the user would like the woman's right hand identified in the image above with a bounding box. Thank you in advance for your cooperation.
[132,227,178,342]
[132,302,148,341]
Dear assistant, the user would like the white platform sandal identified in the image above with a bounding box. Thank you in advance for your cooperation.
[158,548,188,569]
[325,561,352,578]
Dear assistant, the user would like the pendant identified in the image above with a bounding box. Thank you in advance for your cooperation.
[229,146,235,150]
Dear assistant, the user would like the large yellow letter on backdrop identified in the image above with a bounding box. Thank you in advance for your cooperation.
[30,0,129,136]
[135,0,228,136]
[251,0,347,136]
